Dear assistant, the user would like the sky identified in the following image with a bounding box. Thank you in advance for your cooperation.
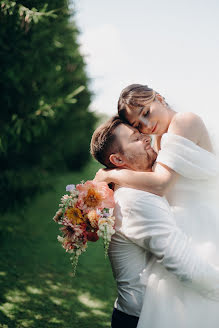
[74,0,219,130]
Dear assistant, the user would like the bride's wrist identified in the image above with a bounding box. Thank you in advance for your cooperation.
[109,169,124,185]
[107,170,116,184]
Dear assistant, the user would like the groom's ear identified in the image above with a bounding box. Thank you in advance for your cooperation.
[109,153,125,167]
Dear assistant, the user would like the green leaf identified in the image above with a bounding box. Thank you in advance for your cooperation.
[66,86,85,99]
[65,98,77,104]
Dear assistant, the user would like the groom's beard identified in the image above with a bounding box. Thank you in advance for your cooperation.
[125,150,157,171]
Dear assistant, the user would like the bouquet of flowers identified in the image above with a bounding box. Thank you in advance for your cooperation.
[53,180,115,276]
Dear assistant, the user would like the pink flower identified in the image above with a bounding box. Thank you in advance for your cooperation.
[60,218,87,248]
[53,209,63,222]
[76,181,115,213]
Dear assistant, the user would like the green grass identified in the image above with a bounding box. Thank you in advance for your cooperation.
[0,161,117,328]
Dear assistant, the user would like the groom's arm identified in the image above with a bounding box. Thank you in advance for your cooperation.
[123,192,219,300]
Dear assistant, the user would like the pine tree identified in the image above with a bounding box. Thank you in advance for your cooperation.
[0,0,97,210]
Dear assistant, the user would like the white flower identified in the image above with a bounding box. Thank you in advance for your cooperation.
[71,190,79,198]
[108,216,115,225]
[76,249,82,256]
[57,235,64,243]
[98,225,105,232]
[97,230,101,237]
[70,198,77,206]
[61,194,72,204]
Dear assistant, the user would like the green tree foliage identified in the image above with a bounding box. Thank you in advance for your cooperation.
[0,0,97,210]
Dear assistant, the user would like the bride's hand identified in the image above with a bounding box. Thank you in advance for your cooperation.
[94,168,113,184]
[94,167,126,185]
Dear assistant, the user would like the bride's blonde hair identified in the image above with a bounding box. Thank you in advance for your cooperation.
[118,84,157,121]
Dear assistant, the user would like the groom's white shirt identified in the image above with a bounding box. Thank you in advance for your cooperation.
[109,186,219,317]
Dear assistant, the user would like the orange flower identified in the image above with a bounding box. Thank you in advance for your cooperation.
[76,181,115,212]
[65,207,84,225]
[84,188,102,208]
[87,210,100,228]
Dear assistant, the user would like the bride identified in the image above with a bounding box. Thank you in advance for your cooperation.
[94,84,219,327]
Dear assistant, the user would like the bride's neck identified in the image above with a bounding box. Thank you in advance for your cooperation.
[166,108,177,131]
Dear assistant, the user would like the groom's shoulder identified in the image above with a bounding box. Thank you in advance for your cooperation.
[114,186,150,198]
[113,187,171,229]
[114,187,164,207]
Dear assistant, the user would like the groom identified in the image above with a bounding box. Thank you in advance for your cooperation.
[90,116,219,328]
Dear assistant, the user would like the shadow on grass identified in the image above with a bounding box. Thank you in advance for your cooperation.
[0,260,116,328]
[0,161,117,328]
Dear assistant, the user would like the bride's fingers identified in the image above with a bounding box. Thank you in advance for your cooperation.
[93,169,106,182]
[93,168,112,183]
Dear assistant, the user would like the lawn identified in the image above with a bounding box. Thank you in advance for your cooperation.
[0,160,117,328]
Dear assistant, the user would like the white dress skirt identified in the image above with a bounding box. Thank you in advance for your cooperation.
[137,133,219,328]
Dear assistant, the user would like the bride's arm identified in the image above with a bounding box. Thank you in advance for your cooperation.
[94,164,178,197]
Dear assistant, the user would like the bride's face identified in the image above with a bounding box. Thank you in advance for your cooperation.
[125,96,171,136]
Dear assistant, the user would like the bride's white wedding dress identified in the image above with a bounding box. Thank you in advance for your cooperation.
[138,133,219,328]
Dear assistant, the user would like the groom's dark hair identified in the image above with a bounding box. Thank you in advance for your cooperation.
[90,115,124,168]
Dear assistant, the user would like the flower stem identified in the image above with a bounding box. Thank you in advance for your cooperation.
[70,253,79,277]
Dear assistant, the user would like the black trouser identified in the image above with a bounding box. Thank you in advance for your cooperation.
[111,308,139,328]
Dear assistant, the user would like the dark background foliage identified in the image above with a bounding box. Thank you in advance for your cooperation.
[0,0,97,211]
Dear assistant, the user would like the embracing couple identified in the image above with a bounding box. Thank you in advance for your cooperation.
[90,84,219,328]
